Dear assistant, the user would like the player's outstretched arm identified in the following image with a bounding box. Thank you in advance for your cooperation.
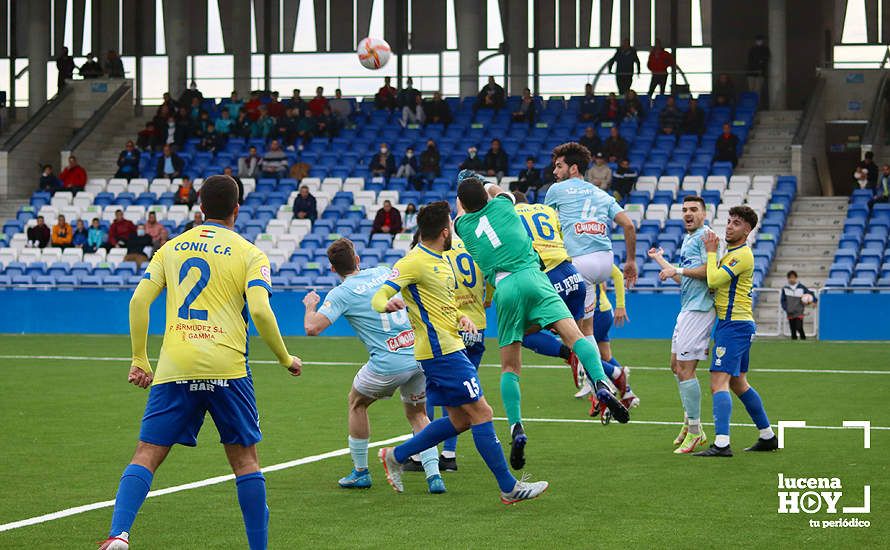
[611,264,630,326]
[246,286,302,375]
[614,212,637,286]
[371,283,405,313]
[302,291,332,336]
[128,279,163,388]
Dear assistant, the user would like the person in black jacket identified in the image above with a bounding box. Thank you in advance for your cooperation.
[395,147,419,179]
[79,53,103,79]
[156,144,185,179]
[424,91,453,125]
[682,97,706,135]
[579,126,603,157]
[459,146,484,172]
[293,186,318,221]
[484,139,508,180]
[746,35,770,97]
[513,157,542,195]
[370,143,396,179]
[608,38,641,95]
[714,123,740,167]
[56,47,75,91]
[114,140,141,179]
[104,50,125,78]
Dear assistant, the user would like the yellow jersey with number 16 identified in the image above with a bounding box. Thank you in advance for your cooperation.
[142,222,273,384]
[514,202,570,272]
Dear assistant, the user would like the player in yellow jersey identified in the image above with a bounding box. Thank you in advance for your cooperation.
[372,202,549,504]
[694,205,777,457]
[99,176,301,550]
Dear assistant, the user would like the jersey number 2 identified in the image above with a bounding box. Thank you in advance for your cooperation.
[178,257,211,320]
[474,215,502,248]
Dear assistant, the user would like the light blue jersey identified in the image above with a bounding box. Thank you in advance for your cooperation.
[319,266,417,375]
[678,226,715,312]
[544,177,623,256]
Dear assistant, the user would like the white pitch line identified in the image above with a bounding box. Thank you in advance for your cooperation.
[1,354,888,375]
[0,434,410,533]
[495,417,890,430]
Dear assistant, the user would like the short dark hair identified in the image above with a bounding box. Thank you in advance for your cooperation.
[786,270,798,278]
[417,201,452,241]
[683,195,706,209]
[327,238,357,277]
[200,175,239,220]
[551,142,592,173]
[728,205,758,229]
[513,190,528,204]
[457,177,489,213]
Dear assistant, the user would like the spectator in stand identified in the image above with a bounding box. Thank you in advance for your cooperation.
[659,96,683,134]
[238,146,261,178]
[401,94,426,127]
[317,105,340,139]
[625,89,643,114]
[156,144,184,179]
[514,157,542,195]
[484,139,509,180]
[260,139,289,179]
[192,110,212,141]
[292,185,318,221]
[214,109,234,136]
[71,218,88,249]
[178,81,204,110]
[781,270,816,340]
[397,77,421,109]
[853,165,869,189]
[144,211,169,248]
[27,216,51,248]
[419,140,441,187]
[244,91,263,120]
[184,211,204,231]
[395,147,419,180]
[164,112,189,148]
[267,91,286,119]
[856,151,879,190]
[579,83,599,122]
[512,87,536,124]
[56,47,75,91]
[714,123,739,167]
[308,87,328,116]
[459,146,484,172]
[137,121,159,151]
[104,50,125,78]
[174,177,198,208]
[286,89,307,112]
[79,52,103,78]
[222,167,244,204]
[370,143,396,179]
[608,38,641,95]
[403,203,419,233]
[375,77,398,110]
[746,35,770,96]
[475,76,506,113]
[603,127,629,162]
[579,126,603,157]
[601,92,623,123]
[108,209,136,249]
[250,106,275,138]
[51,215,73,248]
[198,122,226,153]
[329,89,353,124]
[157,92,178,116]
[868,164,890,207]
[682,97,706,135]
[611,158,638,201]
[295,110,316,146]
[585,152,612,190]
[39,165,61,193]
[234,110,252,139]
[714,73,736,106]
[372,200,402,235]
[86,218,105,253]
[623,103,641,123]
[424,91,453,125]
[225,91,243,118]
[646,38,674,98]
[125,224,154,266]
[59,155,87,193]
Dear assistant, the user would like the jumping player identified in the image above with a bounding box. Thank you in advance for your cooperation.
[302,238,445,493]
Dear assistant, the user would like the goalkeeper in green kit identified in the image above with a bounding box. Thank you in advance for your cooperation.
[454,172,629,470]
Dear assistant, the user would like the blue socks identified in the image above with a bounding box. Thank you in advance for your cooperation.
[522,331,564,358]
[738,387,771,430]
[471,421,517,493]
[678,378,702,421]
[713,390,732,442]
[427,403,458,453]
[235,472,269,550]
[109,464,153,537]
[601,358,616,379]
[393,417,459,463]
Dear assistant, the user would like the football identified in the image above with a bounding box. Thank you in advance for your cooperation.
[357,37,392,70]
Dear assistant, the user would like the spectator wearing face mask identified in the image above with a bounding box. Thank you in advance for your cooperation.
[395,147,419,179]
[459,146,484,172]
[370,143,396,179]
[418,140,441,190]
[125,224,154,266]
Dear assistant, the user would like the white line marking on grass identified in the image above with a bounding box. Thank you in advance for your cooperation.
[2,354,889,375]
[494,417,890,430]
[0,434,410,533]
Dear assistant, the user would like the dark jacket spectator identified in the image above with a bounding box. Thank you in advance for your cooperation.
[72,219,89,248]
[108,210,136,248]
[370,144,396,178]
[375,78,398,110]
[104,50,125,78]
[514,158,542,194]
[682,99,706,135]
[512,88,536,124]
[178,82,204,110]
[184,212,204,231]
[401,95,426,127]
[484,139,509,179]
[238,147,261,178]
[79,53,103,78]
[115,141,141,179]
[137,122,160,151]
[39,165,61,192]
[611,159,639,200]
[156,145,185,178]
[579,84,599,122]
[579,126,603,157]
[658,97,684,134]
[601,94,623,123]
[292,186,318,221]
[603,128,629,162]
[476,76,506,110]
[856,152,879,189]
[329,89,353,123]
[424,92,453,125]
[286,89,307,112]
[715,124,740,167]
[397,78,421,109]
[372,201,402,235]
[419,141,441,178]
[174,179,198,208]
[624,90,643,115]
[59,156,87,192]
[714,73,736,106]
[781,271,816,340]
[608,39,641,94]
[459,147,485,172]
[395,149,420,179]
[56,47,75,90]
[27,216,51,248]
[746,36,770,95]
[198,123,226,153]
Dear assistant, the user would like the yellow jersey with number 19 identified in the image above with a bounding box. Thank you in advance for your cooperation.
[444,236,490,329]
[514,202,570,272]
[142,222,273,384]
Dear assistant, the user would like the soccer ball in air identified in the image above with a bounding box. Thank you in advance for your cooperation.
[357,37,392,70]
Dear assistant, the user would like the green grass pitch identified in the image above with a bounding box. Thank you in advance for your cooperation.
[0,335,888,548]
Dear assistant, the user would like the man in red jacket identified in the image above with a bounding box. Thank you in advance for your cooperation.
[59,155,88,192]
[107,209,137,249]
[647,38,674,98]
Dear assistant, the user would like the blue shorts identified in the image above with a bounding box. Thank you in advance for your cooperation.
[419,350,484,407]
[710,320,756,377]
[593,309,613,342]
[460,329,486,369]
[547,261,587,321]
[139,377,261,448]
